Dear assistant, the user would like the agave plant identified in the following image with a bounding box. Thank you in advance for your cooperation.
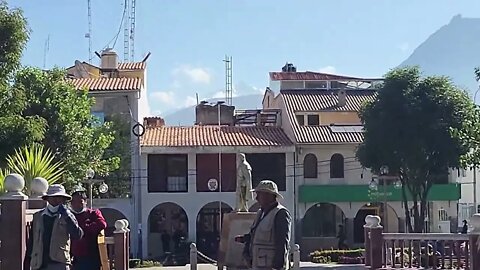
[5,144,64,195]
[0,168,10,193]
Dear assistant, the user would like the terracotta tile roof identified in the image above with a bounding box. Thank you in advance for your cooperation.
[281,89,377,112]
[141,126,293,147]
[270,71,382,82]
[282,89,376,144]
[118,62,146,70]
[295,126,364,144]
[70,77,143,92]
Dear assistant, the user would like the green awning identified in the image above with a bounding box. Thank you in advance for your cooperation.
[298,184,461,203]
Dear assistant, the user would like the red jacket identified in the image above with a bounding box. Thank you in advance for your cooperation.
[71,208,107,260]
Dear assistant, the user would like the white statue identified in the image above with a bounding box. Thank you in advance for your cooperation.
[236,153,253,212]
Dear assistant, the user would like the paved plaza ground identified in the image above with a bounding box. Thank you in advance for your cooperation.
[133,262,367,270]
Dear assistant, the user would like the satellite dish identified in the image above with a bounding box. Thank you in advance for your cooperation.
[73,60,90,78]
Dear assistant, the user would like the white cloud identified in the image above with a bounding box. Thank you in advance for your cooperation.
[184,96,198,107]
[318,66,336,74]
[172,65,211,84]
[151,91,175,104]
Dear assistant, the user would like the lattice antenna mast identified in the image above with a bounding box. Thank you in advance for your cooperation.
[224,55,233,105]
[123,0,130,62]
[86,0,92,63]
[130,0,136,61]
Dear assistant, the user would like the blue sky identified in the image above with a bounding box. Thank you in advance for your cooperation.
[9,0,480,116]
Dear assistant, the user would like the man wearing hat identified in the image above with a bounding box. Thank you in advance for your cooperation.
[25,184,84,270]
[235,180,292,270]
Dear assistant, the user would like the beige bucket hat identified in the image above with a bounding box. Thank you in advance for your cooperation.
[42,184,72,200]
[251,180,283,199]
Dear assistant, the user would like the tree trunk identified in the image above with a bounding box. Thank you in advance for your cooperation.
[412,196,423,233]
[401,184,413,232]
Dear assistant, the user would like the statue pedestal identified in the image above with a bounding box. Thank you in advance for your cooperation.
[217,211,256,270]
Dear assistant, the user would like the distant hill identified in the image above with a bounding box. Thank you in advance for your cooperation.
[164,15,480,124]
[399,14,480,93]
[163,94,264,126]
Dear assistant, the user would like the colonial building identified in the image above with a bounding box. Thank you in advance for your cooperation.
[262,63,461,255]
[139,104,295,259]
[65,49,150,242]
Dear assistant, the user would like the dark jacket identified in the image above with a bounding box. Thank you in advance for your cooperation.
[71,208,107,261]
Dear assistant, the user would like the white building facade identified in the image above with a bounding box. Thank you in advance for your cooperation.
[138,108,295,259]
[263,64,461,256]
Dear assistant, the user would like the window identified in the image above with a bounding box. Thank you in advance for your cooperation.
[296,115,305,126]
[166,156,188,192]
[303,154,318,178]
[92,111,105,126]
[307,115,320,126]
[305,81,328,89]
[148,154,188,192]
[330,153,344,178]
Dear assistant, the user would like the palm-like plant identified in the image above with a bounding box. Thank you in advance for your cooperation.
[5,143,64,195]
[0,168,10,193]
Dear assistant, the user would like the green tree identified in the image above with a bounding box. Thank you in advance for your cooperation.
[357,66,479,232]
[101,114,131,198]
[0,2,119,189]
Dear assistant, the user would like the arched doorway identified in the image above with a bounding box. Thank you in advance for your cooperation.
[99,208,127,237]
[353,203,399,243]
[148,202,188,260]
[301,203,345,251]
[196,201,233,260]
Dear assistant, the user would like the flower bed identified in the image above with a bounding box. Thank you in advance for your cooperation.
[310,249,365,264]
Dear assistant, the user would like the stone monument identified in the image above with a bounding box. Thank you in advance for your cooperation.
[235,153,253,212]
[218,153,256,270]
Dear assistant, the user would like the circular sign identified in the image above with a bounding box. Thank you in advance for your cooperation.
[208,178,218,191]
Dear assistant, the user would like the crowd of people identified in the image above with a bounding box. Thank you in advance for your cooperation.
[24,184,107,270]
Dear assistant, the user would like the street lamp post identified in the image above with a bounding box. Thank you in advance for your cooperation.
[217,101,225,233]
[368,166,402,232]
[473,87,480,214]
[82,168,109,208]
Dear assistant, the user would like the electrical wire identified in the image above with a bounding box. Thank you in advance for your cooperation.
[101,0,127,50]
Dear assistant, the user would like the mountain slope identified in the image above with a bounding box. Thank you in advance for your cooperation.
[400,15,480,93]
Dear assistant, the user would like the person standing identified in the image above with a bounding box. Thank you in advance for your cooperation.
[461,220,468,234]
[25,184,84,270]
[235,180,291,270]
[70,190,107,270]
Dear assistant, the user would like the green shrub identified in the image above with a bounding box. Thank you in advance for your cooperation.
[129,259,162,268]
[310,249,365,263]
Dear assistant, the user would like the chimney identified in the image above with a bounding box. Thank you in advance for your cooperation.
[144,117,165,127]
[337,90,347,107]
[282,62,297,72]
[195,102,235,126]
[100,48,118,70]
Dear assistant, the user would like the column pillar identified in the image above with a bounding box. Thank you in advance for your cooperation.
[345,218,355,246]
[0,174,28,270]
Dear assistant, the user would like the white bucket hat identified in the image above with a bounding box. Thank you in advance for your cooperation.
[251,180,283,199]
[42,184,72,200]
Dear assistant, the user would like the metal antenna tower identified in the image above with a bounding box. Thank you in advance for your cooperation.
[224,55,233,105]
[123,0,130,62]
[43,35,50,69]
[86,0,92,63]
[130,0,136,61]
